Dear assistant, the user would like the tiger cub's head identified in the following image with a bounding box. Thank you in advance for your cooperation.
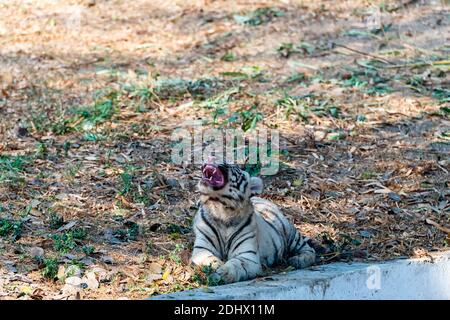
[198,162,263,213]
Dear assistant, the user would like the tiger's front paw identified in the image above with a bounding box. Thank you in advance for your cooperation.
[192,254,224,270]
[213,264,238,284]
[288,252,316,269]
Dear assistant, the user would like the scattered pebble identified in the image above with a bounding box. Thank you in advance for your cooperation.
[82,272,99,290]
[146,273,162,283]
[3,261,17,273]
[148,262,162,274]
[65,276,82,287]
[79,257,94,266]
[100,256,115,264]
[29,247,44,258]
[90,267,111,283]
[57,266,66,281]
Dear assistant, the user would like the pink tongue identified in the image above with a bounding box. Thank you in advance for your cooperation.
[203,165,223,185]
[211,170,222,184]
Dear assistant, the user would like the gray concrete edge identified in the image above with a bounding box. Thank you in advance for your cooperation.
[151,251,450,300]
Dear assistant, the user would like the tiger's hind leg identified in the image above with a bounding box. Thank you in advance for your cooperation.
[287,231,316,269]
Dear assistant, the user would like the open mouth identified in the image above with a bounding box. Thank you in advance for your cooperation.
[201,164,225,187]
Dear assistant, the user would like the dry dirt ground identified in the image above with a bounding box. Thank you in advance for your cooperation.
[0,0,449,299]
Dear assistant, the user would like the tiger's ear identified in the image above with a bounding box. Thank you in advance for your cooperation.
[249,177,263,195]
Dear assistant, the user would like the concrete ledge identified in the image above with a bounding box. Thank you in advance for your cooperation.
[153,251,450,300]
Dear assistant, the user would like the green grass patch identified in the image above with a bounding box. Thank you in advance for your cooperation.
[276,94,341,122]
[168,244,185,265]
[51,90,118,135]
[360,170,377,180]
[40,257,59,280]
[116,166,153,206]
[52,232,77,254]
[112,221,139,242]
[433,88,450,103]
[231,106,264,132]
[339,67,393,95]
[151,77,226,100]
[82,244,95,256]
[0,155,29,186]
[51,228,87,254]
[220,52,237,62]
[277,41,321,58]
[233,7,284,26]
[0,218,23,241]
[284,72,307,84]
[48,213,64,229]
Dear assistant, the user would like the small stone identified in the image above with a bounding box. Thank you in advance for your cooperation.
[79,257,94,266]
[438,160,448,167]
[3,261,17,273]
[65,276,82,287]
[100,256,115,264]
[91,267,110,283]
[13,247,24,254]
[29,247,44,258]
[31,178,44,186]
[146,273,162,283]
[148,262,162,274]
[57,266,66,281]
[82,272,99,289]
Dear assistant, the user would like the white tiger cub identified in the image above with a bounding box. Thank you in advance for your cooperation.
[191,161,316,284]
